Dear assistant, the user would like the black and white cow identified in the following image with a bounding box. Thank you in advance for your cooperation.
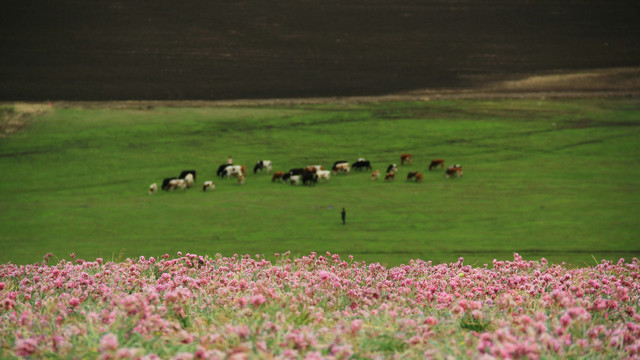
[179,170,196,180]
[282,168,304,183]
[178,170,196,188]
[217,164,232,177]
[386,164,398,174]
[332,161,349,171]
[253,160,272,174]
[161,177,178,191]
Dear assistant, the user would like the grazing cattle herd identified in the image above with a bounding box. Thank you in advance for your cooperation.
[150,154,464,194]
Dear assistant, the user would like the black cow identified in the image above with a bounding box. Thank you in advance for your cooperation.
[254,161,263,174]
[302,170,318,186]
[288,168,304,176]
[217,164,232,177]
[387,164,398,173]
[352,160,372,171]
[161,177,177,191]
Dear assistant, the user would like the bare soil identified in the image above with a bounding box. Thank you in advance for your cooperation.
[1,0,639,102]
[21,67,637,110]
[0,103,52,137]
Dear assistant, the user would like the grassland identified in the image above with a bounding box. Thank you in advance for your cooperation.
[0,99,638,267]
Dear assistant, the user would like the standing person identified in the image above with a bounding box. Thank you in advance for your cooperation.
[227,156,233,164]
[341,208,346,225]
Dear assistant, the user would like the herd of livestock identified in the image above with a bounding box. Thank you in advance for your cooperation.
[148,153,463,194]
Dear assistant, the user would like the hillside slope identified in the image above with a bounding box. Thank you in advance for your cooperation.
[1,0,639,100]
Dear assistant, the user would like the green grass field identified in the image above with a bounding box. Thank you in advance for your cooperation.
[1,99,639,267]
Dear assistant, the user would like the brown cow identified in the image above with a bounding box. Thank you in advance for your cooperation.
[429,159,445,170]
[407,171,423,182]
[272,171,286,182]
[400,153,413,165]
[445,165,463,179]
[384,172,395,181]
[305,165,323,173]
[406,171,419,180]
[371,170,381,180]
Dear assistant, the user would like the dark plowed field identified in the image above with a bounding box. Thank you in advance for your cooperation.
[1,0,639,100]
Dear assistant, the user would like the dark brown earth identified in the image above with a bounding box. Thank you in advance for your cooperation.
[1,0,639,101]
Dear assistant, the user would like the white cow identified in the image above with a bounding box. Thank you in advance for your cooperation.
[202,181,215,191]
[148,183,158,194]
[316,170,331,182]
[289,175,301,185]
[184,173,194,188]
[333,163,350,174]
[224,165,244,178]
[168,179,186,191]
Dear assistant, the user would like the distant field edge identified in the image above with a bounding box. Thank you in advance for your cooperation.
[2,67,638,109]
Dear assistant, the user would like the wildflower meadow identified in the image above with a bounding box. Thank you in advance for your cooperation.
[1,252,639,359]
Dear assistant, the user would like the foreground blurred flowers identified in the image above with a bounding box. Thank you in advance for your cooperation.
[1,252,639,359]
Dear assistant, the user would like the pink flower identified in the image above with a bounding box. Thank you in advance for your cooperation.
[350,319,363,335]
[173,353,195,360]
[250,294,266,307]
[318,271,330,281]
[304,352,324,360]
[69,297,80,308]
[115,348,138,358]
[236,297,247,308]
[15,338,38,357]
[1,252,640,358]
[99,333,119,352]
[425,316,438,326]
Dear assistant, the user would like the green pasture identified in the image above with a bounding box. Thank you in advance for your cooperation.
[1,99,639,267]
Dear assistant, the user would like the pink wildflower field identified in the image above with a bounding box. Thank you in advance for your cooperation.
[1,252,640,359]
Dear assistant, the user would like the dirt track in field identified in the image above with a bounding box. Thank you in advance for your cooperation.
[1,0,639,102]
